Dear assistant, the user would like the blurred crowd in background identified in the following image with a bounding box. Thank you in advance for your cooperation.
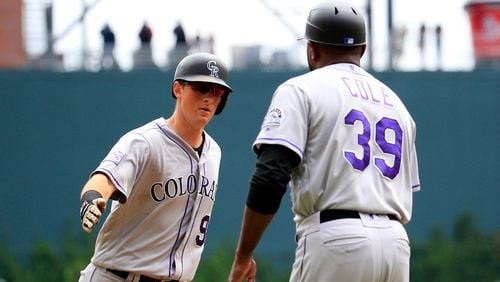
[1,0,500,72]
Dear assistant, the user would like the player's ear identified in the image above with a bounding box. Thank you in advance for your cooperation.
[360,44,367,58]
[307,41,315,61]
[172,80,183,99]
[307,41,320,70]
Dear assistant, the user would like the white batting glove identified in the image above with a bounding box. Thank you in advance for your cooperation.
[80,194,106,233]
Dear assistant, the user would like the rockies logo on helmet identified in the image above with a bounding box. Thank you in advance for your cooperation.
[207,61,220,78]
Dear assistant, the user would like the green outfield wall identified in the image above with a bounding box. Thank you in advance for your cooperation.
[0,69,498,257]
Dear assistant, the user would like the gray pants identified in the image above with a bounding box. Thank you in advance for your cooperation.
[79,263,138,282]
[290,212,410,282]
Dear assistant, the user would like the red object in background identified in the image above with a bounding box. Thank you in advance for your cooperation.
[0,0,25,69]
[465,0,500,59]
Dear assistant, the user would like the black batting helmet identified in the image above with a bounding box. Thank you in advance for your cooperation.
[303,0,366,46]
[172,52,233,115]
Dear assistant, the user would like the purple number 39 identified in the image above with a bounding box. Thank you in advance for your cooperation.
[344,109,402,179]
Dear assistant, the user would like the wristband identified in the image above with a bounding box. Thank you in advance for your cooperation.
[80,190,103,220]
[81,190,103,205]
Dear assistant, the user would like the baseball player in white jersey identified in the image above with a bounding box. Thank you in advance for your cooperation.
[78,52,233,282]
[228,1,420,282]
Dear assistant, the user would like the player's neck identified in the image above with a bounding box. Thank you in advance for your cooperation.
[319,57,360,68]
[165,117,204,148]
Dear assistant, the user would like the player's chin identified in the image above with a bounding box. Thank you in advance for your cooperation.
[197,109,214,123]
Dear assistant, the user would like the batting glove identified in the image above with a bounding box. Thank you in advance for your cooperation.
[80,190,106,233]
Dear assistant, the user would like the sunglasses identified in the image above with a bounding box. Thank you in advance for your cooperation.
[184,82,225,96]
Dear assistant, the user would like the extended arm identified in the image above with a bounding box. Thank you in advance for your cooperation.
[228,145,300,282]
[79,172,117,232]
[228,208,274,282]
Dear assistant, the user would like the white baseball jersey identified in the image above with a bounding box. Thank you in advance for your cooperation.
[253,63,420,225]
[90,117,221,281]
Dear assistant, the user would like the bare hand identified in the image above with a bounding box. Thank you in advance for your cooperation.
[228,256,257,282]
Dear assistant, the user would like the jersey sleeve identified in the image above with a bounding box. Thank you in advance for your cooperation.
[253,83,308,160]
[93,132,150,200]
[410,123,421,192]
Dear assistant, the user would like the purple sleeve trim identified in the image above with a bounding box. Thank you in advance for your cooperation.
[412,184,421,192]
[94,168,127,197]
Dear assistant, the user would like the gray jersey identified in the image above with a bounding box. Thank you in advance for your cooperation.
[253,63,420,225]
[91,117,220,281]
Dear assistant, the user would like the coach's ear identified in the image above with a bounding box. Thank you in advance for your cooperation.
[360,44,367,59]
[172,80,184,99]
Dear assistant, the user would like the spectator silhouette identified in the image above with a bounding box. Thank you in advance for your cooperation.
[191,32,216,54]
[168,21,189,69]
[392,25,407,70]
[418,23,427,70]
[133,21,156,70]
[192,33,202,52]
[173,22,187,47]
[100,23,116,70]
[435,25,442,70]
[139,21,153,46]
[206,34,215,54]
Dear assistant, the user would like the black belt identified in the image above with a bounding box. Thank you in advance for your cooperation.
[319,209,398,223]
[107,268,179,282]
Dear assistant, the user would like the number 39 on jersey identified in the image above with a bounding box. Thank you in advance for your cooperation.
[343,108,402,180]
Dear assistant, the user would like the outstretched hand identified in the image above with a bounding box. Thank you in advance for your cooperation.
[228,256,257,282]
[80,198,106,233]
